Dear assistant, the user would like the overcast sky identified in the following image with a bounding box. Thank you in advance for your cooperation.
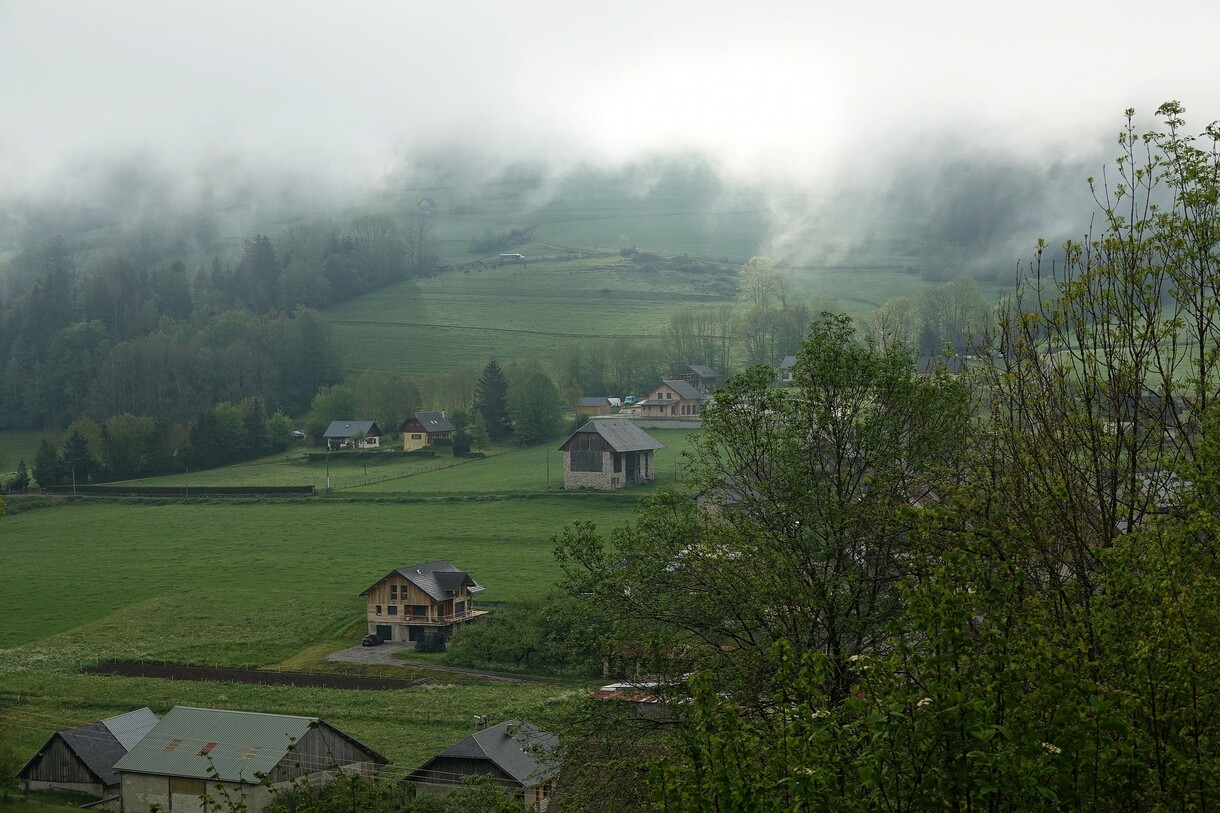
[1,1,1217,203]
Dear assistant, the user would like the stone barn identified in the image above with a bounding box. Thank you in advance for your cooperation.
[559,419,664,490]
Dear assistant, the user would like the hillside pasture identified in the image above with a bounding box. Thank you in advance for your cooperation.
[0,495,635,772]
[325,256,736,376]
[351,427,701,495]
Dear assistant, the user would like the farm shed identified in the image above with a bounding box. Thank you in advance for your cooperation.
[361,560,487,647]
[322,420,382,449]
[576,397,613,417]
[405,719,559,811]
[114,706,385,813]
[19,707,157,807]
[400,411,455,451]
[559,419,663,490]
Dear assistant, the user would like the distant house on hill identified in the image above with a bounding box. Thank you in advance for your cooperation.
[577,397,613,417]
[323,420,382,449]
[638,379,708,418]
[779,355,798,383]
[673,364,722,393]
[400,411,455,451]
[361,560,487,647]
[19,707,157,806]
[418,197,438,214]
[114,706,385,813]
[559,419,664,490]
[406,719,559,811]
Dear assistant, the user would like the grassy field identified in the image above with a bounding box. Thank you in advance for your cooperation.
[0,431,43,474]
[0,492,639,775]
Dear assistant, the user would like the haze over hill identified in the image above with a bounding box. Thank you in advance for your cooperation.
[2,1,1217,277]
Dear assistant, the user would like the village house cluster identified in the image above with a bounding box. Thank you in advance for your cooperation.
[18,561,559,813]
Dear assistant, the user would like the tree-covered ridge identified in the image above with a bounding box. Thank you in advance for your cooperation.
[0,214,435,430]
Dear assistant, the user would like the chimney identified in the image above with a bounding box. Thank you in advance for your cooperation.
[474,715,488,731]
[505,723,517,737]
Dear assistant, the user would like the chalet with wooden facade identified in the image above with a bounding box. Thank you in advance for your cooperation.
[400,411,455,451]
[19,707,157,807]
[406,720,559,811]
[638,379,709,418]
[323,420,382,449]
[559,419,663,490]
[114,706,385,813]
[361,561,486,647]
[673,364,722,393]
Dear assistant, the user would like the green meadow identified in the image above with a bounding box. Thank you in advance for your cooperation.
[0,494,638,774]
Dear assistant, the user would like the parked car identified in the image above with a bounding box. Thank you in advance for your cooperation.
[361,634,382,647]
[292,430,306,439]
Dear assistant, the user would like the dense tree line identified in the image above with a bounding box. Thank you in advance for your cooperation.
[0,214,437,432]
[29,397,294,487]
[550,104,1220,811]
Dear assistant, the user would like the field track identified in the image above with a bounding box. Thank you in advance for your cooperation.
[85,661,432,691]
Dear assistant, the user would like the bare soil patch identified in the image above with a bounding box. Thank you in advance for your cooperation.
[85,660,431,690]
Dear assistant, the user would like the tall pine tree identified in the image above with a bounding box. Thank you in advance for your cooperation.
[473,359,512,441]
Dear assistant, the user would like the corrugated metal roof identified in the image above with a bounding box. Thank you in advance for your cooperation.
[102,707,158,751]
[559,419,665,453]
[115,707,315,783]
[323,420,381,438]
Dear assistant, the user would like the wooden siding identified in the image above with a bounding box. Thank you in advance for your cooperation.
[366,576,473,624]
[267,726,379,783]
[412,757,519,790]
[20,736,103,786]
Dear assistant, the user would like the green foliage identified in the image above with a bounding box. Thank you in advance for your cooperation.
[474,360,512,442]
[507,369,562,447]
[447,594,605,676]
[305,384,358,438]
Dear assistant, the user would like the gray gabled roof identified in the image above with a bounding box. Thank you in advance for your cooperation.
[20,707,157,787]
[578,396,612,408]
[682,364,720,379]
[410,720,559,788]
[661,379,708,401]
[360,560,485,600]
[559,420,665,453]
[114,707,383,784]
[402,411,454,434]
[323,420,381,439]
[779,355,798,370]
[102,707,159,751]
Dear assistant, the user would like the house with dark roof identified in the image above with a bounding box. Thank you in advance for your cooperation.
[361,561,487,647]
[638,379,709,418]
[418,197,438,214]
[559,419,664,490]
[400,411,455,452]
[114,706,385,813]
[406,720,559,811]
[19,707,157,806]
[673,364,722,393]
[323,420,382,449]
[576,396,613,417]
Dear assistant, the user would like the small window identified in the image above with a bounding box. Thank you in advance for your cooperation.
[412,433,422,440]
[375,605,382,615]
[390,585,398,599]
[388,605,398,615]
[412,605,428,619]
